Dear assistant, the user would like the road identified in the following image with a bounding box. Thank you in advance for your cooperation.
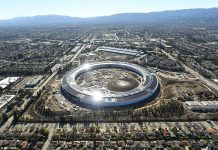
[0,116,13,133]
[69,44,86,63]
[0,44,85,134]
[33,72,57,97]
[42,123,56,150]
[161,49,218,91]
[40,45,85,150]
[34,44,86,97]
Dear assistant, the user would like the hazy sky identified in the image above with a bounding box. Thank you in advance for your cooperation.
[0,0,218,19]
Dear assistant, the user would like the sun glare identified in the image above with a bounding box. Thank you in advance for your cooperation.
[92,91,104,101]
[83,64,91,70]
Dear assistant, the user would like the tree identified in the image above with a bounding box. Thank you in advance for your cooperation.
[172,127,178,136]
[2,113,8,122]
[73,126,77,133]
[13,110,18,124]
[90,125,96,137]
[0,87,3,94]
[96,126,100,133]
[40,128,49,136]
[113,126,117,133]
[60,116,65,123]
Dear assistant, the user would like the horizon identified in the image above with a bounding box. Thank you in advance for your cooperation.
[1,0,218,20]
[1,7,218,21]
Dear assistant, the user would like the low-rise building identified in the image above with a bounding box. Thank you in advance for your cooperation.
[25,75,43,88]
[0,95,16,110]
[0,77,20,89]
[185,101,218,112]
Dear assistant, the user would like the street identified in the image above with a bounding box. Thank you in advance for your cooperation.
[161,48,218,91]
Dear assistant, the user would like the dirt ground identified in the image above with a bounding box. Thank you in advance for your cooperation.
[159,76,217,101]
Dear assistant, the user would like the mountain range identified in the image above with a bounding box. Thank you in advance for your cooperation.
[0,8,218,26]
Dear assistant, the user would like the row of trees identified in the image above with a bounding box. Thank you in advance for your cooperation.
[25,97,186,123]
[134,99,186,120]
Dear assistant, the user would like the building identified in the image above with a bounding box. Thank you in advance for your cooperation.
[0,95,16,110]
[71,46,81,53]
[61,62,160,109]
[97,47,143,56]
[25,76,43,88]
[0,77,20,89]
[185,101,218,112]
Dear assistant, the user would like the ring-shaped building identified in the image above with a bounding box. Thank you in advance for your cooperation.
[61,62,160,109]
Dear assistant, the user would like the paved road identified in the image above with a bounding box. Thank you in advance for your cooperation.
[0,44,85,134]
[33,44,86,97]
[0,71,58,133]
[161,49,218,91]
[0,96,34,133]
[0,117,13,133]
[69,44,86,63]
[40,45,85,149]
[33,45,86,97]
[42,123,56,150]
[33,72,57,97]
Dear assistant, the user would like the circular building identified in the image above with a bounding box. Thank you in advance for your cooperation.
[61,62,160,109]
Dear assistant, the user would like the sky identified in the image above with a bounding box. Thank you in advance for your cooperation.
[0,0,218,20]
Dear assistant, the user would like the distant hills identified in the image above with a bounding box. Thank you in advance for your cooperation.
[0,15,83,26]
[0,8,218,26]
